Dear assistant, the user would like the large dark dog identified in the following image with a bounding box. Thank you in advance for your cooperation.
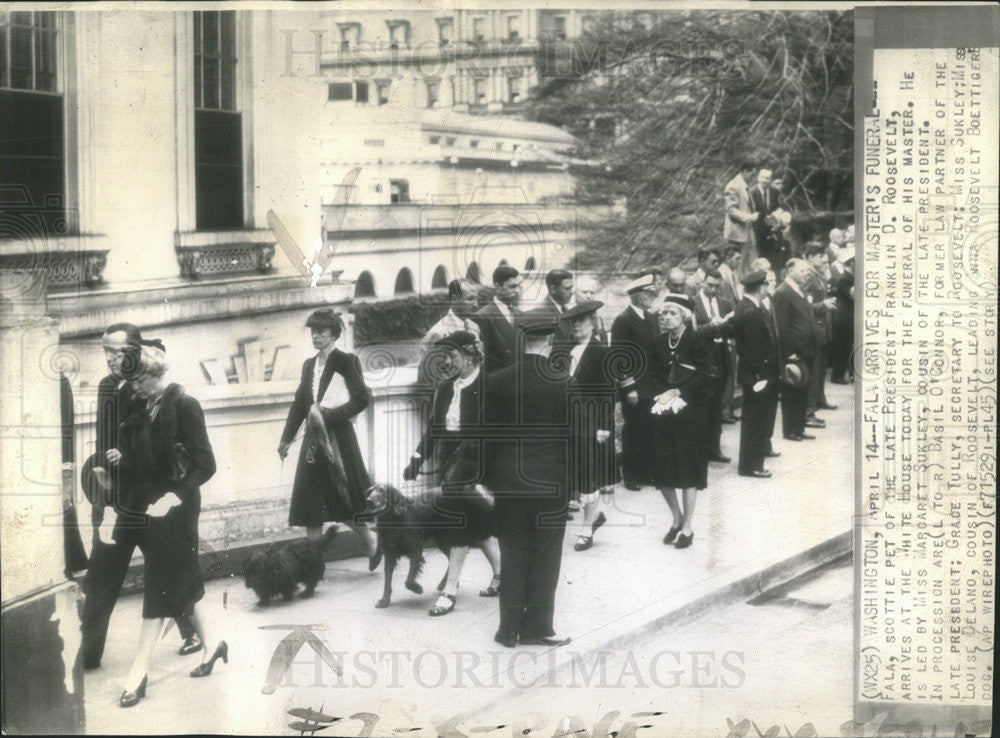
[243,527,338,605]
[365,483,450,608]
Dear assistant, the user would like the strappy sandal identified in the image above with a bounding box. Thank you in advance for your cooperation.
[429,593,456,616]
[479,575,501,597]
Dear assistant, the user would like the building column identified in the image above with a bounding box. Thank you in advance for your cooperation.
[0,271,85,735]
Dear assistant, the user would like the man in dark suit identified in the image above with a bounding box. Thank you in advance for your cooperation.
[537,268,575,346]
[483,310,571,648]
[771,259,821,441]
[609,274,660,489]
[803,242,838,426]
[692,270,734,463]
[728,271,779,477]
[79,323,200,670]
[473,265,523,373]
[749,169,783,271]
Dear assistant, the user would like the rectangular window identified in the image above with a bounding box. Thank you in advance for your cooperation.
[472,17,485,42]
[473,77,487,104]
[429,135,441,145]
[553,16,567,40]
[387,22,408,49]
[426,79,439,108]
[355,80,369,103]
[339,24,359,51]
[389,179,410,204]
[194,10,243,229]
[508,76,521,103]
[0,11,66,236]
[376,80,390,105]
[328,82,353,101]
[437,18,453,46]
[507,16,520,41]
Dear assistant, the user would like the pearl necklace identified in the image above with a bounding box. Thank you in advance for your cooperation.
[668,328,684,349]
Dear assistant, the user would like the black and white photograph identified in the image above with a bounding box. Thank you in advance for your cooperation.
[0,2,995,736]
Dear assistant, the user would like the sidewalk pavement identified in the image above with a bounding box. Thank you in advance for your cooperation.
[81,381,854,735]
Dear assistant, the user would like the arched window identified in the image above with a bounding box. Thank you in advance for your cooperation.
[431,265,448,289]
[466,262,481,284]
[394,267,415,294]
[354,271,376,298]
[524,256,537,270]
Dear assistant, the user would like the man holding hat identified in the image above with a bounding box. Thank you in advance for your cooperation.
[771,259,821,441]
[730,270,780,477]
[610,274,660,490]
[483,309,572,648]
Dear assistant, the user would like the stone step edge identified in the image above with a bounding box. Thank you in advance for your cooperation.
[460,528,853,722]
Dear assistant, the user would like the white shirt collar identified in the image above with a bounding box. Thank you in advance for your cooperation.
[745,293,761,308]
[629,303,646,319]
[785,278,804,298]
[493,297,513,322]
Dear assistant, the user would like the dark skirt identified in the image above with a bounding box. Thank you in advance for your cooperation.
[568,399,619,499]
[651,396,710,490]
[288,421,370,527]
[430,434,495,547]
[116,489,204,620]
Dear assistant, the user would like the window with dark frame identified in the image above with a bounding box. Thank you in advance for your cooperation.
[553,16,567,40]
[507,15,521,41]
[376,79,390,105]
[0,10,66,237]
[389,179,410,204]
[508,76,521,103]
[194,10,243,230]
[473,77,487,104]
[437,18,453,46]
[426,79,439,108]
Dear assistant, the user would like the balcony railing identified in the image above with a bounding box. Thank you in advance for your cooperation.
[174,229,277,279]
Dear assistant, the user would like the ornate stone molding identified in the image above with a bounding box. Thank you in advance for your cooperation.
[0,249,109,289]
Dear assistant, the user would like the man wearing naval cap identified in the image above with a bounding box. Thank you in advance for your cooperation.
[609,274,660,490]
[482,308,572,648]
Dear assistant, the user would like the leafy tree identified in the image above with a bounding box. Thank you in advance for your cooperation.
[529,10,854,274]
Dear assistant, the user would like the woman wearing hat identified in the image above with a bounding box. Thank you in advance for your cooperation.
[278,308,379,562]
[559,301,618,551]
[648,295,717,549]
[403,330,501,616]
[115,340,223,707]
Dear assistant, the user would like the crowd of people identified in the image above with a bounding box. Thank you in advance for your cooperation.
[69,161,857,703]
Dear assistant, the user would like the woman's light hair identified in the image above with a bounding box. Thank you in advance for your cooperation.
[138,345,169,378]
[651,298,692,323]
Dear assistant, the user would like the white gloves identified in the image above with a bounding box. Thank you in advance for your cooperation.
[596,430,611,444]
[752,380,768,393]
[651,391,687,415]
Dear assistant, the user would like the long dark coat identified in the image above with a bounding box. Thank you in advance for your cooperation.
[281,350,371,527]
[648,328,716,490]
[566,339,618,497]
[116,383,216,619]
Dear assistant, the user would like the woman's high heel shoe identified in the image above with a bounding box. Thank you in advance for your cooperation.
[190,641,228,678]
[119,675,147,708]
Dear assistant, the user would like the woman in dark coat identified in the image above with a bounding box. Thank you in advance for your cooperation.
[278,309,378,563]
[649,294,716,549]
[403,330,501,616]
[558,301,618,552]
[115,341,222,707]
